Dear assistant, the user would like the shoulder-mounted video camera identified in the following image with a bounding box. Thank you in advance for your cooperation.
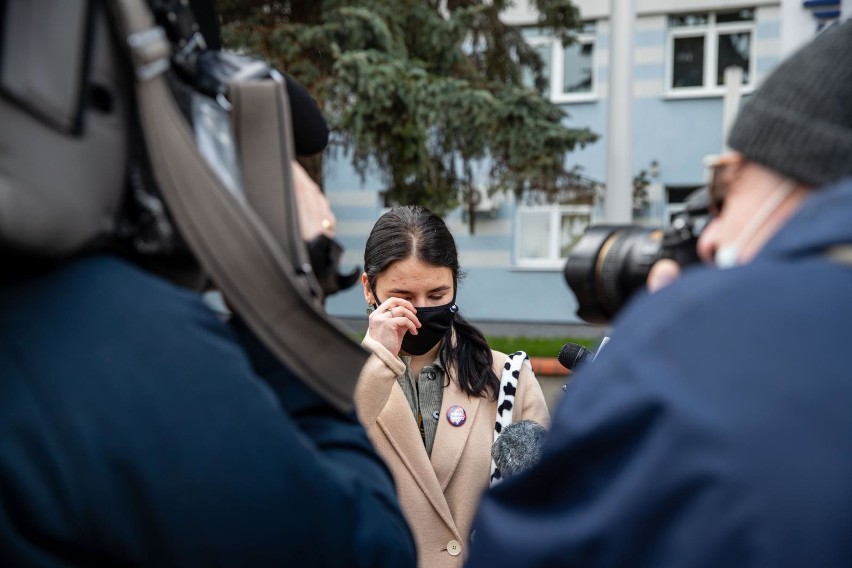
[0,0,363,413]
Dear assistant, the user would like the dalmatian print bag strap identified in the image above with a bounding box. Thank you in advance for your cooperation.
[489,351,530,486]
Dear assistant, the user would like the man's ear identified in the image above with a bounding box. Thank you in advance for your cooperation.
[361,272,373,305]
[725,152,748,182]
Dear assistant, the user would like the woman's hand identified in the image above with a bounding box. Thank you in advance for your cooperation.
[368,298,421,355]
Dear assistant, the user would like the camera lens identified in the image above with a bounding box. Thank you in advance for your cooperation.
[563,225,664,325]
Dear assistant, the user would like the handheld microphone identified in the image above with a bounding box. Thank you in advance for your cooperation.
[491,420,547,479]
[596,336,611,359]
[558,342,595,372]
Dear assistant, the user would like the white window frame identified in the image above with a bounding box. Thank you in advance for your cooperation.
[514,204,595,269]
[524,28,597,104]
[665,11,756,99]
[552,31,597,103]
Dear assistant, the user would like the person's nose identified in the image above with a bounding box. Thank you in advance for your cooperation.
[697,218,721,264]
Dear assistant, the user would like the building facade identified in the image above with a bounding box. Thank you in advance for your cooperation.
[324,0,843,326]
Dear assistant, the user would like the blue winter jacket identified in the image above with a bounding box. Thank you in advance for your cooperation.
[469,177,852,567]
[0,255,415,567]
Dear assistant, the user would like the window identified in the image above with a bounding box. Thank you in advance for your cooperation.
[522,24,597,103]
[665,185,702,223]
[515,205,593,267]
[667,9,754,95]
[561,40,595,95]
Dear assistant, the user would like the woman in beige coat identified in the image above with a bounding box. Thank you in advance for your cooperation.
[355,206,550,568]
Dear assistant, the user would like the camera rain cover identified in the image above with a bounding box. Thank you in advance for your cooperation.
[0,0,130,255]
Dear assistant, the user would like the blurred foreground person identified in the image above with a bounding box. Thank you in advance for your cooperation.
[0,1,413,566]
[469,21,852,567]
[356,206,550,567]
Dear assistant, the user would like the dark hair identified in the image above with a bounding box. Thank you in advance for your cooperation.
[364,206,499,399]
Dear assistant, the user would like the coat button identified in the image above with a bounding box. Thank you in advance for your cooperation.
[447,540,461,556]
[431,410,440,420]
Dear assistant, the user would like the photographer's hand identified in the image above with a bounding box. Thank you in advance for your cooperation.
[367,298,420,355]
[647,259,682,293]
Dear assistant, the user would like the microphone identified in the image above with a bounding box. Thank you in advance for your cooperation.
[492,420,547,480]
[558,342,595,372]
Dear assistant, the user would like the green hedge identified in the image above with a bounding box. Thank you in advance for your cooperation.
[484,336,598,358]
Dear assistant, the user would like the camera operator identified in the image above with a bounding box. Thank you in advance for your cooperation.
[0,1,414,566]
[468,21,852,567]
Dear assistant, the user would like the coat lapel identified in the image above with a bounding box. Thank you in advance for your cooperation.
[377,383,457,533]
[431,376,481,492]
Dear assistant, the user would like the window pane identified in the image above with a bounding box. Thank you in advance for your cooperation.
[716,32,751,85]
[562,42,594,93]
[537,44,551,85]
[672,36,705,88]
[517,212,551,260]
[665,185,702,205]
[716,9,754,24]
[559,212,591,258]
[522,43,552,92]
[669,13,709,27]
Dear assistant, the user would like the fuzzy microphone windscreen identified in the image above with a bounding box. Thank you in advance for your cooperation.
[492,420,547,479]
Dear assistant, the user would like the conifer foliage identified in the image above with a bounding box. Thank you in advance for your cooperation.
[217,0,598,220]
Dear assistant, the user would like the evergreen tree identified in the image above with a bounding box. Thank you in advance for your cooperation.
[217,0,598,230]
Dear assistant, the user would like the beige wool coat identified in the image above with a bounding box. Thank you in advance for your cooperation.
[356,334,551,568]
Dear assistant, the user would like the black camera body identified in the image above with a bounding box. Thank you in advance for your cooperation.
[564,188,710,325]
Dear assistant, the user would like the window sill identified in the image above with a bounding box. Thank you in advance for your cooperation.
[552,93,598,104]
[663,86,755,100]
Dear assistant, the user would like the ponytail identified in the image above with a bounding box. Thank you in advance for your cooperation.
[439,313,499,399]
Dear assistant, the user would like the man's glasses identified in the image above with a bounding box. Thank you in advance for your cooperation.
[703,154,740,217]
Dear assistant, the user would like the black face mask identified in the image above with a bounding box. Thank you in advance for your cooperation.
[375,297,458,356]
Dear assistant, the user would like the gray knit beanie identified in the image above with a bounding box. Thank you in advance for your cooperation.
[727,20,852,188]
